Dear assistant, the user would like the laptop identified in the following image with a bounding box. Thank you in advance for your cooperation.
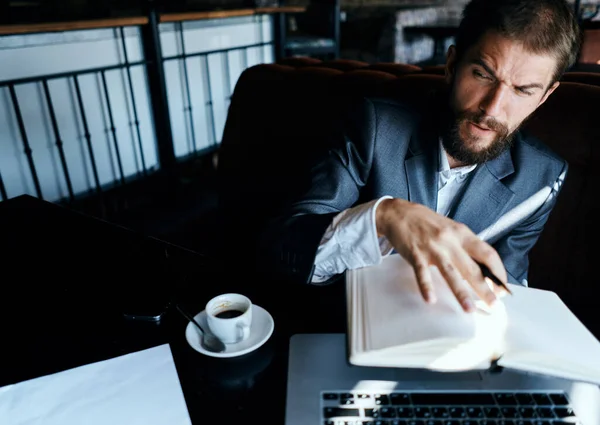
[285,333,600,425]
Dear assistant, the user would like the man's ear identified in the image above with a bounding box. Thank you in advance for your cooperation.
[539,81,559,107]
[445,45,458,84]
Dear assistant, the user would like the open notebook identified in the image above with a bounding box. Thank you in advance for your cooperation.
[347,254,600,385]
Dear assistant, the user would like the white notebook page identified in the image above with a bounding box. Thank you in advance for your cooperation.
[359,254,500,352]
[500,284,600,383]
[0,344,192,425]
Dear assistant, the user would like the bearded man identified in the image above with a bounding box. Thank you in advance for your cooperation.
[257,0,581,313]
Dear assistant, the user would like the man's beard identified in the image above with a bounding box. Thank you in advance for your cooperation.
[441,108,519,165]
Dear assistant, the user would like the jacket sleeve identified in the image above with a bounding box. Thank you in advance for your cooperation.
[255,97,380,284]
[491,161,568,285]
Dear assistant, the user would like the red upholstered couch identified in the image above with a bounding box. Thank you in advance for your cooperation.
[218,58,599,331]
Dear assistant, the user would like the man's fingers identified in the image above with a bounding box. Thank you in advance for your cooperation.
[385,208,507,311]
[463,236,508,288]
[485,277,510,298]
[452,248,498,306]
[413,256,436,304]
[435,253,475,313]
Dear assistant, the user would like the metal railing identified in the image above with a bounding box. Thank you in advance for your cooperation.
[0,8,276,205]
[0,28,149,202]
[162,20,270,156]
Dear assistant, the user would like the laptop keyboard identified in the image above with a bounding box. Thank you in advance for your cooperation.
[321,391,579,425]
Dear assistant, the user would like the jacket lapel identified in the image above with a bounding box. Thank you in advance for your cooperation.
[402,95,517,237]
[449,148,516,237]
[404,117,439,212]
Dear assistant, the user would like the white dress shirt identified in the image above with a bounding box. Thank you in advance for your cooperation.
[312,140,477,283]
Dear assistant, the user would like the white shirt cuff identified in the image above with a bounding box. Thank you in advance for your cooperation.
[311,196,394,283]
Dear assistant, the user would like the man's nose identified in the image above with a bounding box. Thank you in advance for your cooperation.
[479,83,508,118]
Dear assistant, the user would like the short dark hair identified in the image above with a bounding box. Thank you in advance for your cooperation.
[455,0,582,84]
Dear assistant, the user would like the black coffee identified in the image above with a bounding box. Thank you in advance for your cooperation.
[216,309,244,319]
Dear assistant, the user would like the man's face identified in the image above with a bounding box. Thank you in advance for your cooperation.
[443,31,559,165]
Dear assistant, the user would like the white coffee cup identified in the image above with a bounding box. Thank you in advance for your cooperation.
[205,293,252,344]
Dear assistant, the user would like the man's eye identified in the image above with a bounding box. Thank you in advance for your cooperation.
[516,88,533,96]
[474,70,489,79]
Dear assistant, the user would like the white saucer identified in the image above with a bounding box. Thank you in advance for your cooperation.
[185,304,274,358]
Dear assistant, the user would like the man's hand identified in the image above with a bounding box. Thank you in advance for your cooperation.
[376,198,508,312]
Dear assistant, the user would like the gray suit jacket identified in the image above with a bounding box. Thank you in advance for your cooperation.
[256,96,568,286]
